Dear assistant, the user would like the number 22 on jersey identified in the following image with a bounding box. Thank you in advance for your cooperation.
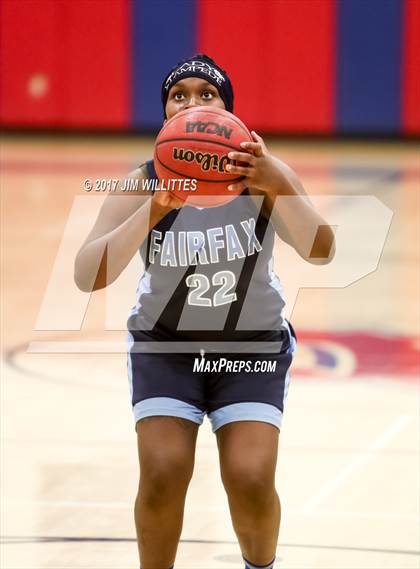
[186,270,237,307]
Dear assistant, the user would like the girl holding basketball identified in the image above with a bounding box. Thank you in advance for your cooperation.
[75,55,335,569]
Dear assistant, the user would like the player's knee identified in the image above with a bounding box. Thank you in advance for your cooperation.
[222,463,274,508]
[138,454,192,508]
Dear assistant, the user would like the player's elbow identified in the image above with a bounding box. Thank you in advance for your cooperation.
[74,274,88,292]
[307,228,336,265]
[74,269,107,292]
[74,262,93,293]
[307,253,334,265]
[74,250,107,292]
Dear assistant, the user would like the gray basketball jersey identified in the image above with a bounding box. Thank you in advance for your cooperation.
[127,160,286,342]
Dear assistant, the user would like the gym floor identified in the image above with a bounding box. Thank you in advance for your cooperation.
[1,135,419,568]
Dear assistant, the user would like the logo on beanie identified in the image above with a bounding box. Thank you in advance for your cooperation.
[164,60,226,91]
[186,121,233,140]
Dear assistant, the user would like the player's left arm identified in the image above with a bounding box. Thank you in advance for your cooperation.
[225,131,335,265]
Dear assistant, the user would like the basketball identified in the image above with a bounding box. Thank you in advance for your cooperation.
[154,106,253,207]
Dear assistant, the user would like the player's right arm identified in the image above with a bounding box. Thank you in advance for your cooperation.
[74,166,182,292]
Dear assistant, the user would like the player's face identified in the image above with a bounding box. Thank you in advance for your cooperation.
[165,78,225,119]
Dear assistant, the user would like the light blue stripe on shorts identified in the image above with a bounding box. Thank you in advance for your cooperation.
[133,398,282,432]
[133,396,205,425]
[208,402,283,432]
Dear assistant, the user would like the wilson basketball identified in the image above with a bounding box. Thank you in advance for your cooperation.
[154,107,253,207]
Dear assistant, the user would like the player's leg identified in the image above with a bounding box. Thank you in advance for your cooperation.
[207,324,297,567]
[135,415,199,569]
[216,421,280,567]
[127,341,206,568]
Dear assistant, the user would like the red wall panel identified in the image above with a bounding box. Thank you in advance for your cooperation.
[197,0,335,133]
[402,0,420,133]
[0,0,129,128]
[0,1,64,125]
[60,1,130,128]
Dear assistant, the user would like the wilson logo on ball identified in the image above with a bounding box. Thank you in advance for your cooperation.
[186,121,233,140]
[173,147,230,173]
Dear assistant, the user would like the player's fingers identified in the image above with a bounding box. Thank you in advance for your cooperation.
[227,180,247,192]
[251,131,265,155]
[228,151,255,164]
[240,141,260,151]
[240,140,263,157]
[226,163,252,176]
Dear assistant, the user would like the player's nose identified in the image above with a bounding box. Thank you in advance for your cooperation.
[184,95,202,109]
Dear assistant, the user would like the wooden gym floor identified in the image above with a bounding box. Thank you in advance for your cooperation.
[1,135,419,568]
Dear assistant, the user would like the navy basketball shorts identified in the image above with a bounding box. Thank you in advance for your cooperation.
[127,321,297,432]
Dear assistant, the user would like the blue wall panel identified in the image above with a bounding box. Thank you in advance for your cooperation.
[132,0,197,130]
[337,0,403,133]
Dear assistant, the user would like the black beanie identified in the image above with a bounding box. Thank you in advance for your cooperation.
[161,54,234,117]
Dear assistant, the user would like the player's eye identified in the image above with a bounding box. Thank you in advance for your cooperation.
[202,91,214,100]
[173,92,185,101]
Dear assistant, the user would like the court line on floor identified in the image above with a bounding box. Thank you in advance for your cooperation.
[4,500,418,521]
[3,437,418,454]
[3,343,121,392]
[1,535,419,556]
[301,414,413,514]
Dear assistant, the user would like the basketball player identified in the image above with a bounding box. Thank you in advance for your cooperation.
[74,55,335,569]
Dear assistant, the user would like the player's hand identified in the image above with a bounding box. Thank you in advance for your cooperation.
[225,131,283,195]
